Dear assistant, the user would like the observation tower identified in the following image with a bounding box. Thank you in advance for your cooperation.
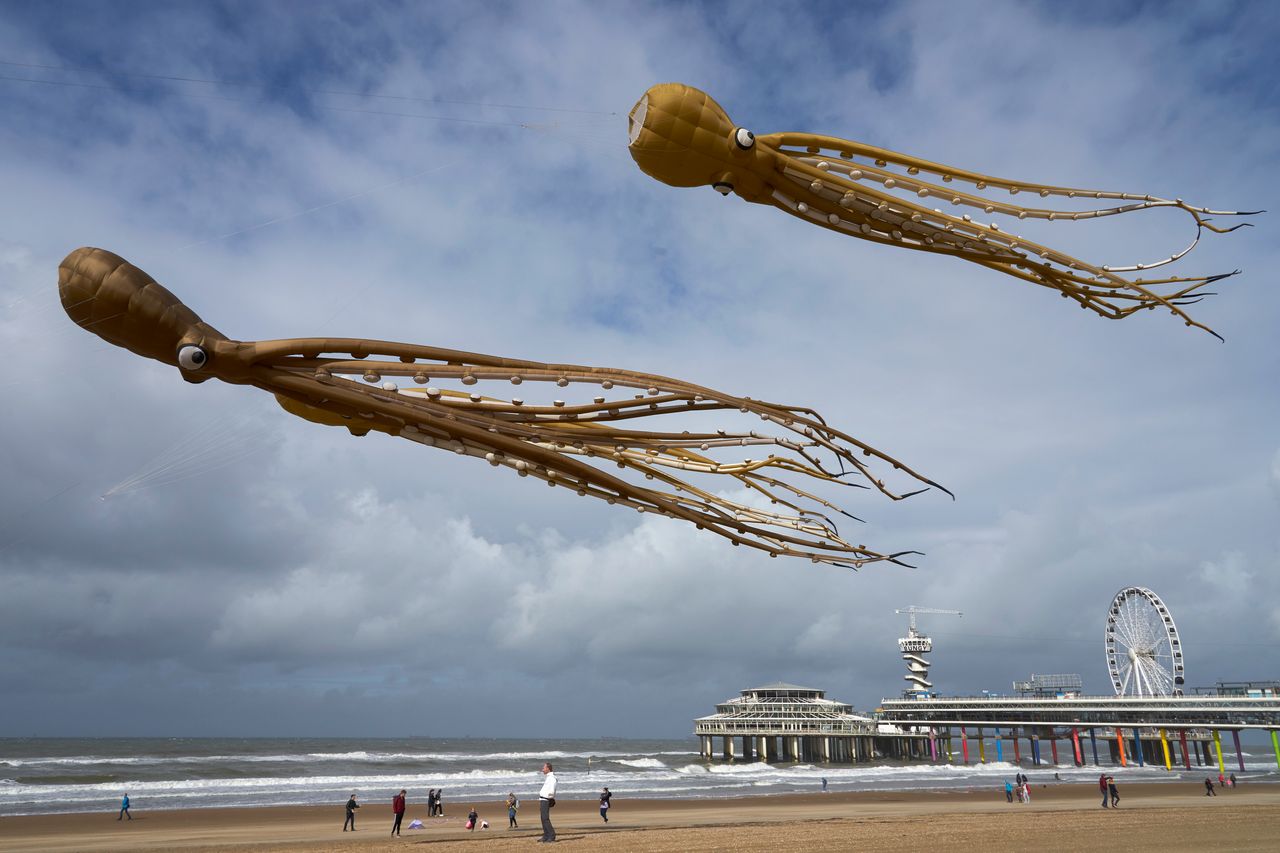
[896,606,961,698]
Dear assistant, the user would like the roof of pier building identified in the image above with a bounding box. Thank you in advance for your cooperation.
[695,683,875,737]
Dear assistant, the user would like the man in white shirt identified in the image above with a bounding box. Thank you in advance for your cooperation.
[538,761,558,842]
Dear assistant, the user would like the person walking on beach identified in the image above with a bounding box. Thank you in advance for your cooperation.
[1230,772,1238,788]
[506,792,520,829]
[118,793,131,820]
[466,807,479,831]
[1205,777,1217,795]
[1099,773,1109,808]
[538,761,558,843]
[343,793,360,831]
[1005,779,1014,803]
[436,788,445,816]
[428,788,438,816]
[1218,771,1226,789]
[599,787,612,822]
[1108,776,1120,808]
[821,777,828,793]
[391,789,406,836]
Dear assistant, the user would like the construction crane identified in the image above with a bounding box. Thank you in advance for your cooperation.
[895,606,962,698]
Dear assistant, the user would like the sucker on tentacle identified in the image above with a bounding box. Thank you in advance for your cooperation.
[59,246,947,570]
[628,83,1260,340]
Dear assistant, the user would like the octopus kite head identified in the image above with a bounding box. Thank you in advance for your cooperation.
[59,246,242,384]
[628,83,771,200]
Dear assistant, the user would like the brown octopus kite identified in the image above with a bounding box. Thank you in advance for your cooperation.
[60,246,948,570]
[628,83,1259,339]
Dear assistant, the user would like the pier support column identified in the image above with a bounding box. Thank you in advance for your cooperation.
[1160,729,1172,771]
[1050,737,1059,766]
[823,737,831,763]
[1133,729,1145,767]
[1090,729,1099,766]
[995,728,1003,763]
[1116,730,1127,767]
[1213,730,1225,774]
[1072,729,1083,766]
[1180,730,1191,770]
[1013,731,1021,764]
[1232,730,1245,773]
[723,735,736,761]
[978,728,986,764]
[1271,730,1280,771]
[701,736,713,759]
[930,730,938,762]
[961,727,969,764]
[1031,736,1040,765]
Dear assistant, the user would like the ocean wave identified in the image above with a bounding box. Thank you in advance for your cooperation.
[610,758,667,769]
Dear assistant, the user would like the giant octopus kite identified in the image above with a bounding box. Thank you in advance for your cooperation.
[60,247,948,569]
[628,84,1258,339]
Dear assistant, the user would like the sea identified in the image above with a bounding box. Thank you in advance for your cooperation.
[2,737,1277,816]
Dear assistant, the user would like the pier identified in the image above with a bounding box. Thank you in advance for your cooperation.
[876,694,1280,772]
[695,686,1280,771]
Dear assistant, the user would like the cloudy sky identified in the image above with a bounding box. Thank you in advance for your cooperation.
[1,0,1277,738]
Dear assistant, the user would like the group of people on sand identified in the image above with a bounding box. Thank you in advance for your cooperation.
[1005,772,1033,803]
[338,761,613,842]
[1098,774,1120,808]
[1205,772,1238,795]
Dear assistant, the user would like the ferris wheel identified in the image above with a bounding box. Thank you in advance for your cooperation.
[1105,586,1185,697]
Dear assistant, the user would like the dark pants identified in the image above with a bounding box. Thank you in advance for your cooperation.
[391,812,403,835]
[600,806,608,822]
[118,807,131,820]
[540,798,555,841]
[1101,790,1108,807]
[344,812,356,830]
[1110,788,1119,807]
[509,808,518,827]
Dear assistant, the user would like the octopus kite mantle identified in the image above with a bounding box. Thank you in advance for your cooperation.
[60,247,947,569]
[628,83,1259,339]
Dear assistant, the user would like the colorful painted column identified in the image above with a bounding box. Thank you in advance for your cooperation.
[1213,730,1225,774]
[1071,728,1083,766]
[961,727,969,764]
[995,728,1004,763]
[1050,737,1059,765]
[1133,729,1145,767]
[1013,732,1021,764]
[1116,729,1127,767]
[1160,729,1172,771]
[1031,736,1041,765]
[929,729,938,762]
[1090,729,1100,766]
[1232,730,1246,773]
[1179,730,1191,770]
[978,728,986,764]
[1271,730,1280,771]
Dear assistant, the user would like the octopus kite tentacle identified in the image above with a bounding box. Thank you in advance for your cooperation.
[59,246,948,570]
[628,83,1260,339]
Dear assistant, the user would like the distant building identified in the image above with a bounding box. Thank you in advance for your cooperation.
[1013,673,1083,699]
[694,682,876,763]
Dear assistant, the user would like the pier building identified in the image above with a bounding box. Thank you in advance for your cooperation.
[694,682,878,763]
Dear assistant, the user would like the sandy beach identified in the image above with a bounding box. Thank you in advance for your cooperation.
[2,782,1277,852]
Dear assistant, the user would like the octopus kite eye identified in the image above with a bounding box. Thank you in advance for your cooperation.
[734,127,755,150]
[176,344,209,371]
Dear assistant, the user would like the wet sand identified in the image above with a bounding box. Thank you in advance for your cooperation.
[2,783,1277,852]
